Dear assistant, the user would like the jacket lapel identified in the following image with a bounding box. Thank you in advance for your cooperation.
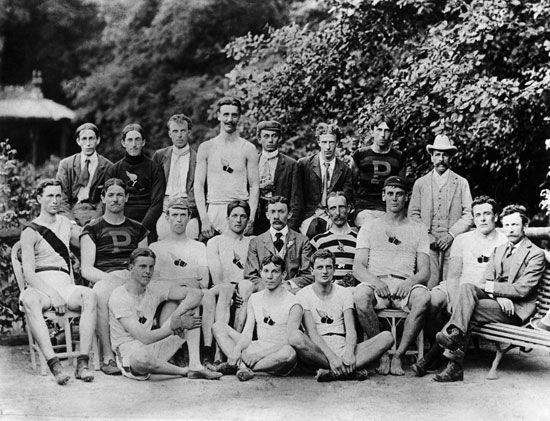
[329,159,343,191]
[312,153,322,181]
[508,240,530,283]
[273,153,285,185]
[186,148,197,193]
[90,154,108,189]
[263,232,277,256]
[163,147,172,178]
[445,171,459,213]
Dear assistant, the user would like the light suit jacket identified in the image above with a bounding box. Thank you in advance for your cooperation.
[484,238,545,322]
[408,169,473,238]
[152,146,197,209]
[244,228,314,288]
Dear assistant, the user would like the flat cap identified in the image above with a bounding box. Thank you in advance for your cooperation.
[257,120,282,134]
[384,176,408,191]
[166,197,190,210]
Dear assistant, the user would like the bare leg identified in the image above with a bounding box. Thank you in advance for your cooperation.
[288,330,329,369]
[201,290,216,348]
[93,278,125,362]
[20,289,56,360]
[355,331,394,369]
[215,284,236,326]
[234,279,256,332]
[67,287,96,355]
[353,285,380,338]
[159,301,178,327]
[212,321,241,357]
[130,349,190,376]
[392,288,430,375]
[252,345,297,374]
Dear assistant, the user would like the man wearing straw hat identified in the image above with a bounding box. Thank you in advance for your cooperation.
[408,134,473,289]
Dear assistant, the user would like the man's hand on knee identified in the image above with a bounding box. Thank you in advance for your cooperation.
[170,313,201,335]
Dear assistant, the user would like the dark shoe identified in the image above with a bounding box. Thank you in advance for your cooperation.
[101,359,121,376]
[351,369,369,381]
[433,361,464,382]
[75,362,94,382]
[215,362,238,375]
[315,368,336,382]
[436,325,465,352]
[51,363,70,385]
[411,358,429,377]
[188,368,223,380]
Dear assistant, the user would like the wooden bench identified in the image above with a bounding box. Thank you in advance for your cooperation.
[471,263,550,380]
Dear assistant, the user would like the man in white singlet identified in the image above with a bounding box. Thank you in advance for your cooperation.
[212,255,301,381]
[194,96,259,239]
[19,179,96,385]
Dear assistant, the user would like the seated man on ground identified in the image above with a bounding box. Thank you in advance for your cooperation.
[289,250,394,382]
[81,178,148,375]
[19,179,96,385]
[433,204,545,382]
[238,196,313,330]
[204,200,252,362]
[412,195,507,377]
[109,248,221,380]
[353,176,431,376]
[148,197,211,363]
[212,255,301,381]
[311,191,358,287]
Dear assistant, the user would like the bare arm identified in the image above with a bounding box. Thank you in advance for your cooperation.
[80,234,121,285]
[352,248,381,286]
[69,223,82,248]
[245,143,260,233]
[206,239,224,285]
[232,301,256,360]
[119,316,173,345]
[410,252,430,286]
[303,310,338,362]
[194,143,209,227]
[407,180,422,223]
[445,255,463,304]
[449,179,473,237]
[286,304,303,340]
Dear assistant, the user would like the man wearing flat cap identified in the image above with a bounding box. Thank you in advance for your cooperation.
[255,120,301,234]
[408,135,473,289]
[353,176,430,376]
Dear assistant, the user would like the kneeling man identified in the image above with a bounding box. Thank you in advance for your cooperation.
[109,248,221,380]
[289,250,394,382]
[212,255,301,381]
[19,179,96,385]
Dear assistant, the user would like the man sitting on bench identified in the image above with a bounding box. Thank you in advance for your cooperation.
[19,179,96,385]
[434,204,545,382]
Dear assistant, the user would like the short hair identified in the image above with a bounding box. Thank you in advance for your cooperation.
[129,248,156,266]
[36,179,61,197]
[76,123,100,139]
[217,96,242,114]
[311,249,336,267]
[121,123,145,141]
[102,178,127,195]
[167,114,192,131]
[315,123,340,142]
[371,115,395,132]
[226,200,251,218]
[326,191,349,207]
[472,195,499,216]
[500,204,530,226]
[260,255,286,272]
[267,196,290,211]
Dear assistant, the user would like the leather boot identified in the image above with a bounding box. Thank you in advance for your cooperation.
[433,361,464,382]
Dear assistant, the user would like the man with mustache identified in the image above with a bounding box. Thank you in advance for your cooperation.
[408,134,473,289]
[194,97,259,239]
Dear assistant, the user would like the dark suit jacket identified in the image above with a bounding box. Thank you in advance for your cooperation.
[258,152,301,230]
[56,152,112,209]
[297,153,354,221]
[244,228,314,288]
[152,146,197,209]
[484,238,545,322]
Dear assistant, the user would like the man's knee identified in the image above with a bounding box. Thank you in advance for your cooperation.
[212,320,226,336]
[280,344,297,364]
[238,279,254,299]
[353,285,374,309]
[20,289,44,313]
[288,330,307,350]
[131,349,157,374]
[430,290,446,311]
[378,331,394,348]
[92,280,115,305]
[77,287,97,312]
[409,288,430,312]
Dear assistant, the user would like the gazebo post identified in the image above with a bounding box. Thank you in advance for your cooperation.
[30,126,38,166]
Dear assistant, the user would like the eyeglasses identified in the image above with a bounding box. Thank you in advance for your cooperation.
[173,259,188,267]
[477,255,489,263]
[263,316,275,326]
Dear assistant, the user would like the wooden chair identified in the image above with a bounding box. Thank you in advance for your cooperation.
[377,309,424,360]
[471,262,550,380]
[11,241,100,375]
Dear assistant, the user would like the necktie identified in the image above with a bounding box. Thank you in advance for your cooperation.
[78,158,90,188]
[274,232,284,252]
[321,162,331,207]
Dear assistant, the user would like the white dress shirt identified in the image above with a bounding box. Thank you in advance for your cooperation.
[433,169,450,189]
[165,145,190,198]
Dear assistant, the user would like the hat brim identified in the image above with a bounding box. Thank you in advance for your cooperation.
[426,145,457,154]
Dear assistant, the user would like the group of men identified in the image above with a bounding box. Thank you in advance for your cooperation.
[18,96,547,386]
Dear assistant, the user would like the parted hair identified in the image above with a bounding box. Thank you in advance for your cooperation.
[371,115,395,131]
[267,195,290,210]
[315,123,340,142]
[129,248,156,266]
[261,254,286,272]
[76,122,100,139]
[102,178,127,195]
[36,179,62,197]
[226,200,251,218]
[217,96,242,114]
[121,123,145,141]
[326,191,349,206]
[311,249,336,266]
[167,114,192,131]
[500,204,530,226]
[472,195,500,216]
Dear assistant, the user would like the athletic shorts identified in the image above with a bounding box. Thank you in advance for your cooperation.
[115,324,186,381]
[357,277,427,311]
[323,334,346,358]
[21,271,79,310]
[207,203,229,234]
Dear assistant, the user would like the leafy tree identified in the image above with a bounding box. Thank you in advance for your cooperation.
[226,0,550,212]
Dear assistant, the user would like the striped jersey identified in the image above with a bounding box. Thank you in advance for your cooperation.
[311,229,357,285]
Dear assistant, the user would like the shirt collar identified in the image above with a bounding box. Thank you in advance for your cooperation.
[432,168,449,182]
[270,225,288,239]
[261,150,279,160]
[172,144,190,157]
[81,152,98,165]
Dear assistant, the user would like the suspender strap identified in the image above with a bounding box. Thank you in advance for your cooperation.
[27,222,72,274]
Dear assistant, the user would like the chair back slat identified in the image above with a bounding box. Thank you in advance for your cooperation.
[535,264,550,319]
[10,241,26,291]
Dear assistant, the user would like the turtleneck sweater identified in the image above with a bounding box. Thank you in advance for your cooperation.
[105,152,165,234]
